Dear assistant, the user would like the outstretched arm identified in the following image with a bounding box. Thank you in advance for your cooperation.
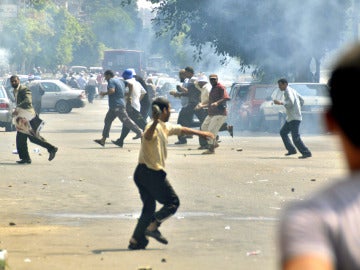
[181,126,214,140]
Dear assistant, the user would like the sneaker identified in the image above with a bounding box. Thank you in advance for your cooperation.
[94,139,105,147]
[48,147,58,161]
[16,159,31,164]
[198,145,208,150]
[298,153,312,159]
[227,125,234,137]
[174,140,187,145]
[128,238,149,250]
[112,140,123,147]
[284,151,297,156]
[145,229,168,245]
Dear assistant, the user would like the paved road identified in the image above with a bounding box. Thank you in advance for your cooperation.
[0,98,345,270]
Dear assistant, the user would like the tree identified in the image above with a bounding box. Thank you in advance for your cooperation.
[83,1,144,50]
[127,0,352,82]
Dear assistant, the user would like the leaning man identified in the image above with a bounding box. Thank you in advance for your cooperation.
[11,75,58,164]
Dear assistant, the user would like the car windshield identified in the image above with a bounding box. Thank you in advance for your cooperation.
[291,84,329,97]
[254,87,275,99]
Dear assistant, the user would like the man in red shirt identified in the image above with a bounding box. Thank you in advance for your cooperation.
[200,74,230,154]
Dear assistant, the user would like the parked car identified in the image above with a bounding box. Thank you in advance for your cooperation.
[28,80,86,113]
[227,83,275,131]
[0,85,16,131]
[259,82,331,133]
[89,66,103,74]
[69,66,88,74]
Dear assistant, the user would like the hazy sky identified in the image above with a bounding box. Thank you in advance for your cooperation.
[137,0,153,9]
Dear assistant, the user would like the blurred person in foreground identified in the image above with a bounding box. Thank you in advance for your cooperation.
[128,97,214,250]
[278,43,360,270]
[274,78,312,159]
[94,70,142,147]
[11,75,58,164]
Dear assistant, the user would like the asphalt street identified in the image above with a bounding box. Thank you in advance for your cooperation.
[0,98,346,270]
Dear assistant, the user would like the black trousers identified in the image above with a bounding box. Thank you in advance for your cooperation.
[118,105,147,142]
[16,131,56,160]
[280,120,311,155]
[131,164,180,242]
[177,103,206,142]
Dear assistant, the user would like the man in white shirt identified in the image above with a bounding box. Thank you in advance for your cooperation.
[112,69,147,147]
[274,78,311,159]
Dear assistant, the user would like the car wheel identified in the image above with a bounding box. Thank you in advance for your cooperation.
[5,122,15,132]
[55,100,72,113]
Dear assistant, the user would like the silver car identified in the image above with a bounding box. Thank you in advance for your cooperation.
[0,85,16,131]
[28,80,86,113]
[260,83,330,133]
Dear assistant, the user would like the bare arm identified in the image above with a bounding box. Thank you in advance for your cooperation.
[283,255,333,270]
[143,119,158,141]
[210,97,229,107]
[99,87,115,97]
[181,126,215,140]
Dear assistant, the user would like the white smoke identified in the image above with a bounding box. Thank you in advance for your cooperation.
[0,48,10,74]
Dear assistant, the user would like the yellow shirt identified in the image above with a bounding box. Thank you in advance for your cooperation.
[138,120,182,171]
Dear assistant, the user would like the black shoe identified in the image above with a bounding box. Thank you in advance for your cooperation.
[174,141,187,145]
[228,125,234,137]
[132,134,142,140]
[285,151,297,156]
[16,159,31,164]
[128,238,149,250]
[94,139,105,147]
[112,140,123,147]
[145,229,168,245]
[298,153,312,159]
[198,145,208,150]
[48,147,58,161]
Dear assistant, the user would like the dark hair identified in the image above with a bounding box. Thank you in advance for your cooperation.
[277,78,288,84]
[104,70,114,77]
[10,75,19,81]
[328,43,360,147]
[152,97,170,112]
[185,66,194,74]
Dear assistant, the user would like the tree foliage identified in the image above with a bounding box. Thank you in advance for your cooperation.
[0,0,142,73]
[140,0,352,82]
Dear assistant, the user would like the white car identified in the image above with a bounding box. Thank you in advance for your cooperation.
[0,85,16,131]
[259,83,330,133]
[28,80,86,113]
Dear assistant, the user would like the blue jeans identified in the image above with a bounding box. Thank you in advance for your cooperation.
[280,120,311,155]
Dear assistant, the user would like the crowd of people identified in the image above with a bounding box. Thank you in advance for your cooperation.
[10,41,360,269]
